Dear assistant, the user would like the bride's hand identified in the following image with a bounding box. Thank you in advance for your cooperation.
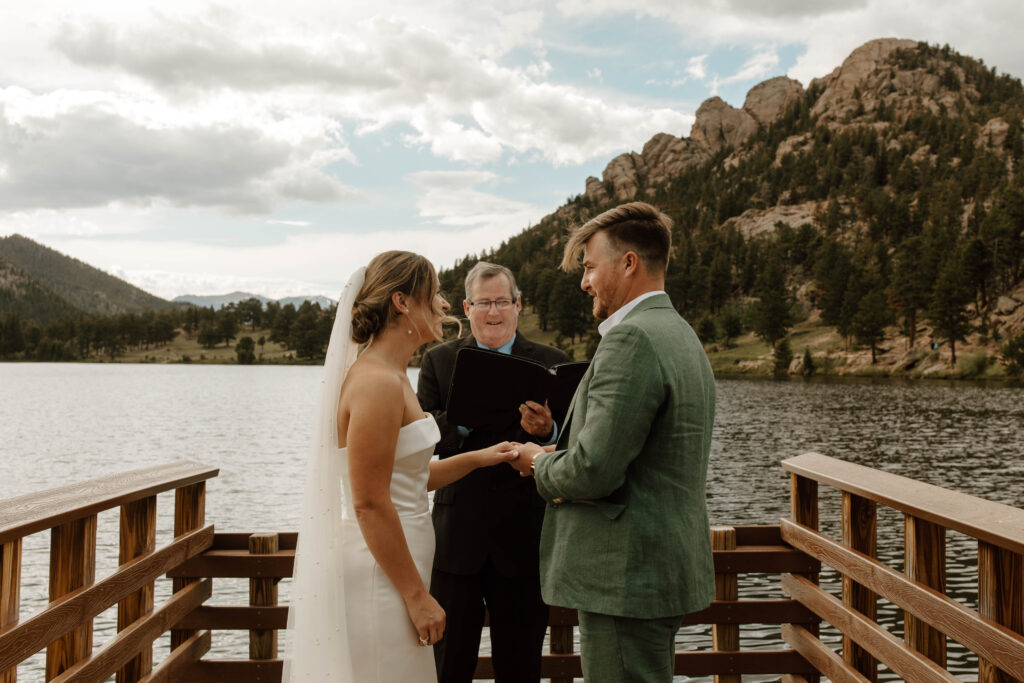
[405,591,445,647]
[476,441,520,468]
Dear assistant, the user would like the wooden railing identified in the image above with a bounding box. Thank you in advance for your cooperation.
[781,452,1024,682]
[1,461,822,681]
[165,525,822,681]
[8,455,1022,681]
[0,461,218,683]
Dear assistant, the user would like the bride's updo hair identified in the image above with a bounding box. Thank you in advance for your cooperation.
[351,251,439,344]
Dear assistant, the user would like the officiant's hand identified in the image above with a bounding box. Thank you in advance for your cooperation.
[519,400,554,440]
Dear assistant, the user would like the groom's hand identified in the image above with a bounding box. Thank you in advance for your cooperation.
[510,442,545,477]
[519,400,553,440]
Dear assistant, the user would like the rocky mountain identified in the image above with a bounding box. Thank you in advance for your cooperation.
[0,234,175,323]
[440,38,1024,375]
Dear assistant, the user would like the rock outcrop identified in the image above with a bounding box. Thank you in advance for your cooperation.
[980,117,1010,150]
[639,133,711,187]
[690,97,759,154]
[811,38,918,119]
[743,76,804,125]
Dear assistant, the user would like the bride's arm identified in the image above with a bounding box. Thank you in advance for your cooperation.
[344,372,444,646]
[427,442,519,491]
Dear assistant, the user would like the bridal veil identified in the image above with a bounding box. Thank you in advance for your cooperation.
[283,267,365,682]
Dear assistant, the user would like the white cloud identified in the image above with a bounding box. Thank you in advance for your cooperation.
[266,219,312,227]
[722,47,780,85]
[407,170,544,234]
[587,67,603,82]
[686,54,708,80]
[42,10,693,167]
[0,87,359,213]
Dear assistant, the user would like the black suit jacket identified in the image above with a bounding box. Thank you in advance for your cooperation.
[417,332,570,577]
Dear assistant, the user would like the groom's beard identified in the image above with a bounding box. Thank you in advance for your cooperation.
[592,296,609,320]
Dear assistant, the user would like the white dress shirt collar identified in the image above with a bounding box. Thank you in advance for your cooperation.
[597,290,665,337]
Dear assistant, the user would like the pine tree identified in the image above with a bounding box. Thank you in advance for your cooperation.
[852,285,892,363]
[752,254,793,351]
[928,254,973,366]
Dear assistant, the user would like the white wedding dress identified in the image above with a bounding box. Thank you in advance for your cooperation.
[338,415,440,681]
[285,267,441,682]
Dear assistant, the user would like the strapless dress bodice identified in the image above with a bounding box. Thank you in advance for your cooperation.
[339,415,440,518]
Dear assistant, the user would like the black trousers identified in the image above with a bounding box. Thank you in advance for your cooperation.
[431,559,549,682]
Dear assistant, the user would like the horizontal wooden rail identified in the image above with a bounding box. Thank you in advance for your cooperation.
[0,525,213,672]
[782,573,958,682]
[177,605,288,631]
[783,623,870,683]
[139,630,211,683]
[168,549,295,578]
[173,598,817,633]
[714,546,820,573]
[782,518,1024,675]
[180,660,283,683]
[50,579,212,683]
[0,461,219,545]
[782,452,1024,555]
[472,650,816,678]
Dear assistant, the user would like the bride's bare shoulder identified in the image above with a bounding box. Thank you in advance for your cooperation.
[341,357,402,401]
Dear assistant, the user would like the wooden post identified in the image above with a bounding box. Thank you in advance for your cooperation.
[549,613,573,683]
[904,515,947,668]
[46,515,97,680]
[711,526,739,683]
[118,496,157,683]
[1,539,21,683]
[841,492,877,681]
[978,541,1023,683]
[171,483,206,650]
[249,533,279,660]
[785,473,819,683]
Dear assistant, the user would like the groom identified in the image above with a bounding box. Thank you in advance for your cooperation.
[513,201,716,682]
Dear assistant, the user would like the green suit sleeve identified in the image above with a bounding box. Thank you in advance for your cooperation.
[534,323,663,502]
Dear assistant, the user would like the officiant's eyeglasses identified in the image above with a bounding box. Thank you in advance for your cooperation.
[467,298,515,311]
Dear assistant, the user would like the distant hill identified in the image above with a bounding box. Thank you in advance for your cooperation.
[173,292,336,309]
[0,234,174,321]
[174,292,272,308]
[0,259,84,324]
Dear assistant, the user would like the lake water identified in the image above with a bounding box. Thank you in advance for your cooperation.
[1,363,1022,681]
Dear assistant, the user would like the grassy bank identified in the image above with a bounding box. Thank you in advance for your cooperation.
[76,309,1021,383]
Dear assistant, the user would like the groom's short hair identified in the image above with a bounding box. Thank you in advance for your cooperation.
[560,202,672,275]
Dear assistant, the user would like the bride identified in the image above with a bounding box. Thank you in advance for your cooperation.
[285,251,520,682]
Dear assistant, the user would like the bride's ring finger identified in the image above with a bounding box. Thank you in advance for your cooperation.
[419,635,429,646]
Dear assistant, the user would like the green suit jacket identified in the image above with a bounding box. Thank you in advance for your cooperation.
[533,293,716,618]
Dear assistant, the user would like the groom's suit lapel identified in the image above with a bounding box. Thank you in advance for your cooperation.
[556,293,671,448]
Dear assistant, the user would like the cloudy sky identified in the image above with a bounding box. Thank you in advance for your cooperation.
[2,1,1022,300]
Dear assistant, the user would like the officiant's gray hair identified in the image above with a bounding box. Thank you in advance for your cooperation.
[464,261,521,302]
[561,201,672,275]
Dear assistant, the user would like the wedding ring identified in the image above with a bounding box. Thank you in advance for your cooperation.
[419,636,430,646]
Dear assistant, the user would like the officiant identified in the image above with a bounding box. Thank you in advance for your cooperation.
[417,261,570,683]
